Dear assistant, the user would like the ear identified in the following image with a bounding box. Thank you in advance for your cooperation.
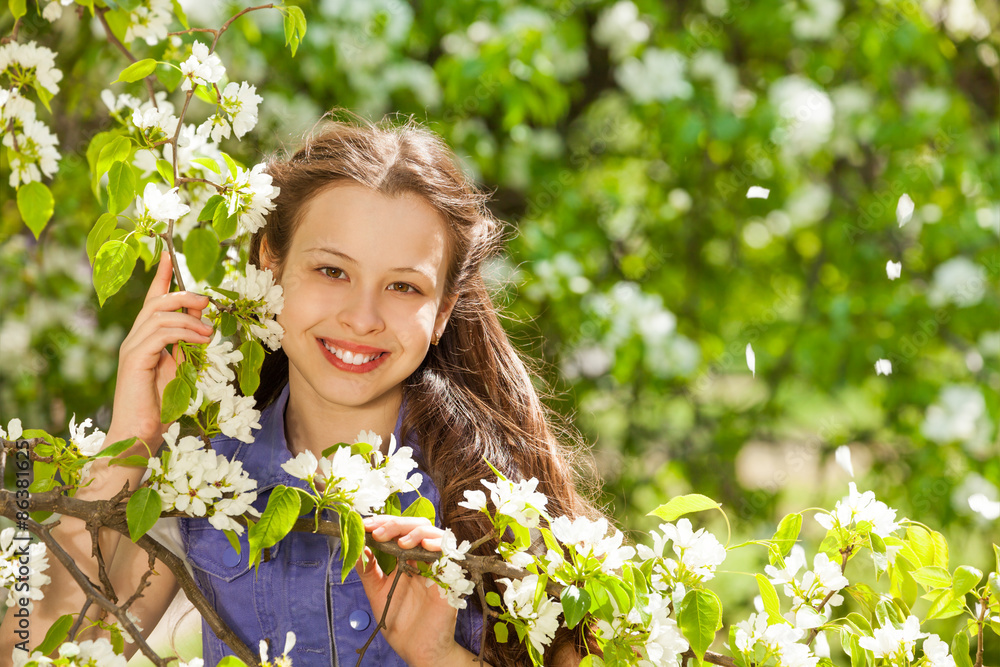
[258,237,275,272]
[434,293,458,336]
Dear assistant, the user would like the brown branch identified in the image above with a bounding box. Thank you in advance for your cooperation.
[176,176,225,191]
[87,524,118,603]
[0,17,21,45]
[120,551,158,612]
[355,566,405,666]
[27,520,168,667]
[210,4,275,52]
[681,649,738,667]
[805,546,852,645]
[0,489,258,666]
[66,598,93,643]
[476,575,488,665]
[94,7,158,107]
[975,595,987,667]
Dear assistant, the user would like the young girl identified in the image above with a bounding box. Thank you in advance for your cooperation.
[4,114,602,667]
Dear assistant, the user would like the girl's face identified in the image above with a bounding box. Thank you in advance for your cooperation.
[263,183,455,416]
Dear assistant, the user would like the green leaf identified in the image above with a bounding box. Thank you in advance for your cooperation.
[183,226,221,282]
[401,496,436,524]
[171,0,189,28]
[220,310,239,337]
[849,634,867,667]
[648,493,721,522]
[677,589,722,659]
[340,510,365,582]
[223,529,241,556]
[17,181,55,239]
[755,573,785,625]
[906,525,934,567]
[213,198,238,240]
[9,0,26,19]
[249,486,300,567]
[494,621,508,643]
[193,158,222,176]
[160,376,192,424]
[113,58,157,83]
[911,565,952,589]
[126,487,162,542]
[238,339,266,396]
[156,158,175,187]
[952,565,981,598]
[952,630,974,667]
[93,240,138,306]
[95,136,134,188]
[86,213,118,264]
[485,591,502,607]
[216,658,250,667]
[108,455,149,468]
[560,585,590,629]
[221,151,239,178]
[93,436,137,459]
[106,162,136,215]
[925,588,964,620]
[768,512,802,565]
[35,613,74,656]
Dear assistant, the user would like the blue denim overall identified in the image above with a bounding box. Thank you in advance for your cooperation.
[177,384,483,666]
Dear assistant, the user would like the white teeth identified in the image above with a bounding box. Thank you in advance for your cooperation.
[321,340,381,366]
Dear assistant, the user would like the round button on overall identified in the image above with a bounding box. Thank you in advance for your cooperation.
[222,547,241,567]
[349,610,371,631]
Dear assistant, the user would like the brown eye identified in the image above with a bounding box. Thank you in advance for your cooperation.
[389,282,416,293]
[321,267,345,279]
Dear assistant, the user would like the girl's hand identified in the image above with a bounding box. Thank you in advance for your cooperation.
[108,251,213,449]
[356,515,470,667]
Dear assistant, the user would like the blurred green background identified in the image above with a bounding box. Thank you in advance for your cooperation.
[1,0,998,655]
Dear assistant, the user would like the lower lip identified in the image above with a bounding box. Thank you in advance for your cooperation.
[316,339,389,373]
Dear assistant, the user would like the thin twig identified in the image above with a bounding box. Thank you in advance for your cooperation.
[476,575,488,665]
[120,551,158,612]
[28,520,169,667]
[975,595,987,667]
[0,17,22,45]
[94,7,158,107]
[355,566,405,666]
[210,4,275,51]
[66,598,93,642]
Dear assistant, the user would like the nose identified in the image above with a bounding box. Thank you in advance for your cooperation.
[337,287,384,336]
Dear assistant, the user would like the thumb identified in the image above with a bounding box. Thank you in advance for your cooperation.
[355,546,381,581]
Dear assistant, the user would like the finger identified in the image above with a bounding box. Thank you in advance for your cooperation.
[127,327,214,365]
[355,547,385,590]
[395,526,443,551]
[367,518,436,543]
[126,313,214,349]
[144,252,174,304]
[143,291,212,316]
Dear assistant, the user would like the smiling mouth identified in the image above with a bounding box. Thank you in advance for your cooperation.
[317,338,389,370]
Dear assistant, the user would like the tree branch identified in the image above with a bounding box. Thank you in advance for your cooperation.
[355,566,404,666]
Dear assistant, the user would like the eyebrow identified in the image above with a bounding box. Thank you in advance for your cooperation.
[303,247,429,276]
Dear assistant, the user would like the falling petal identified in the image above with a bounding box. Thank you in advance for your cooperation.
[875,359,892,376]
[968,494,1000,520]
[746,186,770,199]
[896,194,914,227]
[835,445,854,478]
[886,260,902,280]
[746,343,755,377]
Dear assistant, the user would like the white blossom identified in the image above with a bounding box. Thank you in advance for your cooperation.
[1,417,23,440]
[923,634,956,667]
[282,450,319,481]
[593,2,650,61]
[259,631,296,667]
[480,477,549,528]
[550,515,635,574]
[458,489,488,512]
[875,359,893,376]
[0,528,51,610]
[859,615,926,660]
[135,182,191,223]
[834,444,854,477]
[199,81,263,141]
[638,518,726,585]
[886,260,902,280]
[426,529,475,609]
[179,41,225,92]
[616,48,692,103]
[896,193,914,227]
[497,575,561,655]
[146,424,260,534]
[2,117,60,188]
[0,41,63,95]
[815,482,900,538]
[124,0,173,46]
[222,162,280,236]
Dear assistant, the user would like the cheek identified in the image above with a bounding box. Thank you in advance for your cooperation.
[392,302,439,346]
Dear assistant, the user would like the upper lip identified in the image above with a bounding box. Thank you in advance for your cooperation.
[318,338,389,355]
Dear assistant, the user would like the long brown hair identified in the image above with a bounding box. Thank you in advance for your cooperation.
[249,110,603,665]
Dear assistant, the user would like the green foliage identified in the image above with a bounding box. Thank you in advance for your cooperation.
[126,487,161,542]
